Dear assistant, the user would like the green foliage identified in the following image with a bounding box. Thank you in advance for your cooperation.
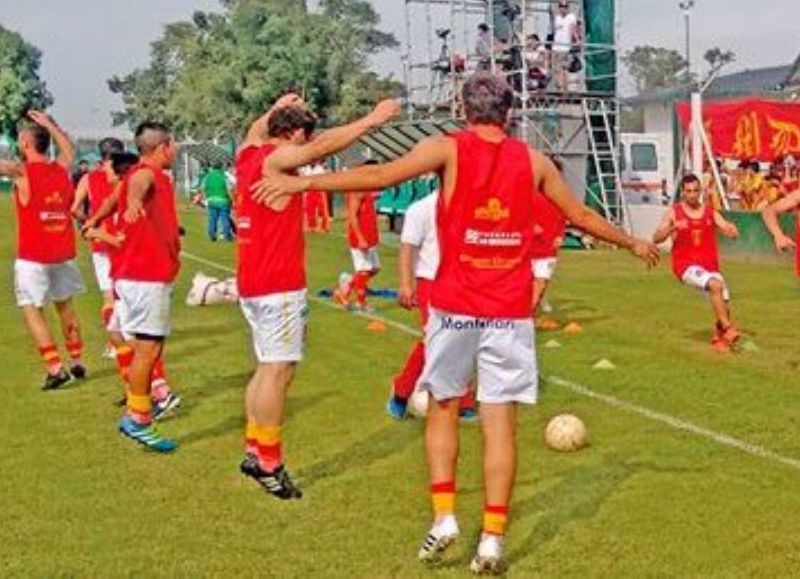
[703,47,736,80]
[622,45,689,94]
[108,0,402,139]
[0,25,52,133]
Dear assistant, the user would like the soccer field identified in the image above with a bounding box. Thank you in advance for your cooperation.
[3,197,800,577]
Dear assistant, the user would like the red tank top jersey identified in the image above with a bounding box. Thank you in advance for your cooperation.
[87,168,114,253]
[431,131,537,319]
[347,191,380,248]
[113,164,181,283]
[16,161,76,264]
[671,203,719,279]
[795,210,800,278]
[235,144,305,298]
[530,192,567,259]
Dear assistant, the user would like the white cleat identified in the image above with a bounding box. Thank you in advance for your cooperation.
[470,534,507,575]
[418,516,460,563]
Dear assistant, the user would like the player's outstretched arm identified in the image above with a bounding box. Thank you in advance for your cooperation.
[71,173,90,219]
[713,211,739,239]
[762,191,800,251]
[533,150,659,267]
[28,110,75,169]
[266,99,401,173]
[254,136,448,204]
[652,209,676,245]
[397,242,417,309]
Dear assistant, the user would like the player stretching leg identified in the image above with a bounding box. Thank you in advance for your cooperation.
[0,111,86,390]
[653,174,740,352]
[256,72,658,574]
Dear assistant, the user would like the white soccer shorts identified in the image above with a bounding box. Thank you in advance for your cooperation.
[681,266,730,301]
[14,258,85,308]
[92,252,113,293]
[418,308,538,405]
[532,257,558,281]
[240,289,309,364]
[350,247,380,273]
[114,280,174,338]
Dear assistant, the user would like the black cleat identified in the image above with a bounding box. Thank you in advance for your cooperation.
[42,370,73,391]
[239,454,303,500]
[70,363,87,380]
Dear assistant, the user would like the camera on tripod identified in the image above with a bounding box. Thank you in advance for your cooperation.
[435,28,451,40]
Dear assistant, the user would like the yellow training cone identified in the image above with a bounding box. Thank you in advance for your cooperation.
[564,322,583,334]
[367,320,387,332]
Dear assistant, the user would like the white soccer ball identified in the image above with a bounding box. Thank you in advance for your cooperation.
[408,390,430,418]
[544,414,588,452]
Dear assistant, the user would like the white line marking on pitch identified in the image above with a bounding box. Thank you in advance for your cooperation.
[181,250,800,473]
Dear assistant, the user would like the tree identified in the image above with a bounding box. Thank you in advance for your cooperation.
[703,47,735,80]
[0,25,53,133]
[622,45,689,94]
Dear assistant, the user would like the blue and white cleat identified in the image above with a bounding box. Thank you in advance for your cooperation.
[387,396,408,420]
[119,415,178,453]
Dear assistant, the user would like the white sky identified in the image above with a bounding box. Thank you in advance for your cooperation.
[1,0,798,136]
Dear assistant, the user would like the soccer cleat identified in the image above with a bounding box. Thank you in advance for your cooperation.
[118,415,178,453]
[354,304,375,314]
[721,325,741,346]
[41,369,72,391]
[332,288,349,308]
[418,516,460,563]
[470,535,507,575]
[69,363,87,380]
[153,392,182,421]
[459,408,478,423]
[239,454,303,500]
[711,336,730,353]
[387,396,408,420]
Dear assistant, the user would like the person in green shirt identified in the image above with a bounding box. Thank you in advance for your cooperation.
[201,162,234,241]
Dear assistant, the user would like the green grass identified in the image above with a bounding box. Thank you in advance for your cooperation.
[3,197,800,577]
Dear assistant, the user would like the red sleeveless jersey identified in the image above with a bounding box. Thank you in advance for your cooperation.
[530,192,566,259]
[16,161,76,264]
[235,144,305,298]
[113,163,181,283]
[87,168,115,253]
[347,192,379,248]
[671,203,719,278]
[431,131,536,318]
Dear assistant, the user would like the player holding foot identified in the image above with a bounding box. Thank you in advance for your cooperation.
[653,174,740,352]
[235,96,400,500]
[112,123,181,452]
[256,72,658,574]
[0,110,87,390]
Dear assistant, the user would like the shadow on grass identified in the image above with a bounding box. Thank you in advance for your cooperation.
[168,320,242,345]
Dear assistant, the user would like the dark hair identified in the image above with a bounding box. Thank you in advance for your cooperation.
[18,122,50,154]
[462,72,514,126]
[98,137,125,160]
[78,159,89,166]
[478,23,489,32]
[681,173,701,188]
[267,106,317,140]
[134,121,171,155]
[110,151,140,178]
[750,160,760,172]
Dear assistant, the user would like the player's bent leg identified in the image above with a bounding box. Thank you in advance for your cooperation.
[21,305,72,390]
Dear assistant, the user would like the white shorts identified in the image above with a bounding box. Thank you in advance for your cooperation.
[350,247,380,272]
[419,309,538,405]
[14,258,85,308]
[240,289,308,364]
[107,300,122,335]
[681,266,730,301]
[92,252,113,293]
[532,257,558,281]
[114,280,174,338]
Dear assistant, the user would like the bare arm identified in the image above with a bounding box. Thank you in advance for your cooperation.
[71,174,90,219]
[83,185,121,233]
[0,159,22,178]
[713,210,739,239]
[397,242,417,309]
[122,169,155,224]
[28,110,75,169]
[652,208,676,245]
[762,190,800,251]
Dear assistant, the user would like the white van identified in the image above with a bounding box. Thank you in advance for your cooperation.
[620,133,675,205]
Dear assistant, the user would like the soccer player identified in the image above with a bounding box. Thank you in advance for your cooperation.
[112,122,182,452]
[0,110,86,390]
[761,180,800,273]
[235,97,399,499]
[392,190,476,421]
[530,161,567,315]
[302,162,331,233]
[652,174,740,352]
[255,72,658,573]
[72,138,125,351]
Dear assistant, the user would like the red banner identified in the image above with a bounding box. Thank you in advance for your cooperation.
[676,99,800,163]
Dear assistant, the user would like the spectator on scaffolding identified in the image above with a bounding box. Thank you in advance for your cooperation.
[525,34,550,90]
[552,0,580,92]
[476,23,493,71]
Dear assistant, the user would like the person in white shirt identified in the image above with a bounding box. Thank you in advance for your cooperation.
[552,0,579,92]
[388,191,476,421]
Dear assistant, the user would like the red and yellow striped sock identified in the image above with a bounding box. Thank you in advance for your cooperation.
[127,393,152,426]
[483,504,509,537]
[39,344,63,375]
[255,425,282,472]
[115,345,134,383]
[431,480,456,518]
[101,304,114,328]
[150,359,171,402]
[66,339,83,362]
[245,422,259,456]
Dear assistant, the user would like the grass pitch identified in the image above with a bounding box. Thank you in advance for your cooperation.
[2,197,800,577]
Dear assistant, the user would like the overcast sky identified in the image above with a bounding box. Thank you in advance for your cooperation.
[1,0,798,136]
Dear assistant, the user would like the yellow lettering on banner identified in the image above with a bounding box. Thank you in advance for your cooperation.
[732,112,761,158]
[767,117,800,158]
